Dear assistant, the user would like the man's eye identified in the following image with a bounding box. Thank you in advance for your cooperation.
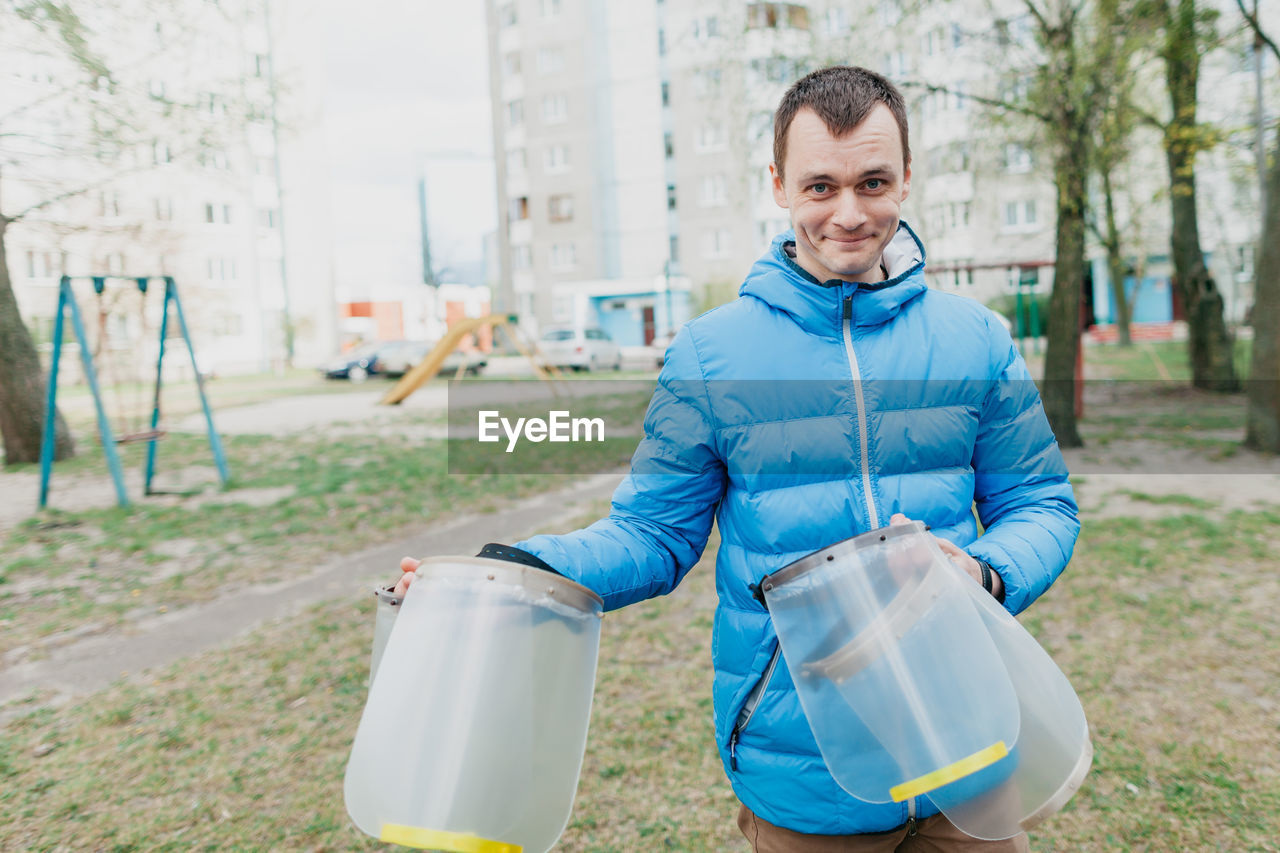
[865,179,883,190]
[811,183,829,194]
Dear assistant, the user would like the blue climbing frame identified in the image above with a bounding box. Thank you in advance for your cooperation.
[38,275,230,509]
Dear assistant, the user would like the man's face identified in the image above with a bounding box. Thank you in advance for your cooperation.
[770,105,911,283]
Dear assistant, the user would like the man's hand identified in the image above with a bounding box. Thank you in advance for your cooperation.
[393,556,420,596]
[888,513,1004,601]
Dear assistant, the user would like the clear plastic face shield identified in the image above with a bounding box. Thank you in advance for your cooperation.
[345,557,603,853]
[762,522,1090,840]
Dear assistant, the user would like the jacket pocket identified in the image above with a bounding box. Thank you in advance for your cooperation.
[726,642,782,771]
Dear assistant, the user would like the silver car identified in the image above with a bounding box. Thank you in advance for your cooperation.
[539,327,622,372]
[374,340,485,377]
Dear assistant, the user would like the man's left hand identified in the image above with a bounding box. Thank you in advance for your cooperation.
[889,513,1004,601]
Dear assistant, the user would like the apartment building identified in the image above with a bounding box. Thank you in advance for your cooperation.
[486,0,1273,334]
[487,0,683,343]
[1,0,335,378]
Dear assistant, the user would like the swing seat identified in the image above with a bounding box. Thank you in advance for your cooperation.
[115,429,167,444]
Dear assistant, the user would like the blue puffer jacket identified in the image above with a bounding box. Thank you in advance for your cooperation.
[517,222,1079,835]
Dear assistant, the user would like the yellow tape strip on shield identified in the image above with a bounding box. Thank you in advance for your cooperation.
[379,824,523,852]
[889,741,1010,803]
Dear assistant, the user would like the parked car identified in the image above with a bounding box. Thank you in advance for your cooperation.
[374,340,486,378]
[321,342,390,382]
[539,326,622,372]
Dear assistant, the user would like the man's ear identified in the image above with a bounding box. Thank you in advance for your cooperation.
[770,162,789,209]
[901,160,912,202]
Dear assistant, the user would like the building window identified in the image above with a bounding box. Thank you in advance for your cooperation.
[503,51,521,77]
[667,183,677,211]
[699,174,727,207]
[540,0,561,17]
[695,123,726,153]
[657,28,666,56]
[544,144,569,173]
[259,208,278,228]
[749,56,807,87]
[541,93,568,124]
[664,132,675,159]
[1003,200,1039,229]
[509,196,530,221]
[536,48,564,74]
[661,81,670,107]
[512,245,532,270]
[152,140,171,165]
[1004,143,1034,173]
[498,3,517,28]
[669,234,680,264]
[548,194,574,222]
[507,147,527,175]
[550,242,577,271]
[747,3,810,30]
[703,228,731,259]
[692,15,720,40]
[826,7,849,34]
[99,191,121,218]
[506,99,524,129]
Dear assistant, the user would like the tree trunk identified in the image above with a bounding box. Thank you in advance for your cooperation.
[1162,0,1240,391]
[0,216,76,466]
[1043,115,1087,449]
[1101,165,1132,346]
[1245,123,1280,452]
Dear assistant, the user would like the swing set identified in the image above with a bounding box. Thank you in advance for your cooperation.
[38,274,230,509]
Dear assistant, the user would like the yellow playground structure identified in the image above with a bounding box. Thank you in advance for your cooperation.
[379,314,560,405]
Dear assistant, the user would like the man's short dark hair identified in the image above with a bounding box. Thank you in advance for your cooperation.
[773,66,911,180]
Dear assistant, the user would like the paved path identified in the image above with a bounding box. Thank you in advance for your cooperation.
[0,470,623,710]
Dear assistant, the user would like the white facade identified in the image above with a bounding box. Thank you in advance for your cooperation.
[484,0,1276,323]
[488,0,669,331]
[1,0,337,377]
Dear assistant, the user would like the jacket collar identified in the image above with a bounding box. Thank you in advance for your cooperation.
[739,220,928,336]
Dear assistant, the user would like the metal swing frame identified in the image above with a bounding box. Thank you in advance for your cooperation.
[38,275,230,509]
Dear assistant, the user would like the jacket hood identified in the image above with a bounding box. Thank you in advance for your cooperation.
[739,220,928,336]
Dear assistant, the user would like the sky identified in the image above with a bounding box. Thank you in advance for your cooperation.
[318,0,496,287]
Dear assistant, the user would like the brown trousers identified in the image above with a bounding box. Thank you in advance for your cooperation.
[737,804,1031,853]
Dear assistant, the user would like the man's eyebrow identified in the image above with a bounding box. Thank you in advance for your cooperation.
[795,165,895,184]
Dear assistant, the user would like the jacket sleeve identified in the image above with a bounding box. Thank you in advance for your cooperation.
[964,319,1080,615]
[515,330,727,611]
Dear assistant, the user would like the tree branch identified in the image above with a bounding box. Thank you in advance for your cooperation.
[899,80,1053,123]
[1021,0,1051,36]
[8,142,201,223]
[1234,0,1280,64]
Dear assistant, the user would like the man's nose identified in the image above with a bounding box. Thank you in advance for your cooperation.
[830,189,865,230]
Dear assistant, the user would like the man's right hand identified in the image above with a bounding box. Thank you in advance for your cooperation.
[394,556,420,596]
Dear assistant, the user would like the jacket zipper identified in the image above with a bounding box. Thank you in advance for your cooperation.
[842,295,880,529]
[728,643,781,771]
[845,293,913,821]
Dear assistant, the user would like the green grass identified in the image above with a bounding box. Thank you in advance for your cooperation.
[0,406,633,656]
[2,505,1277,851]
[1084,339,1253,383]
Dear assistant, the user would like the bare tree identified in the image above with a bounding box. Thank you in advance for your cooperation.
[0,0,262,466]
[1147,0,1241,391]
[1234,0,1279,452]
[1087,0,1153,347]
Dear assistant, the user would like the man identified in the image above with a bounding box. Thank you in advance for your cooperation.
[398,66,1078,851]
